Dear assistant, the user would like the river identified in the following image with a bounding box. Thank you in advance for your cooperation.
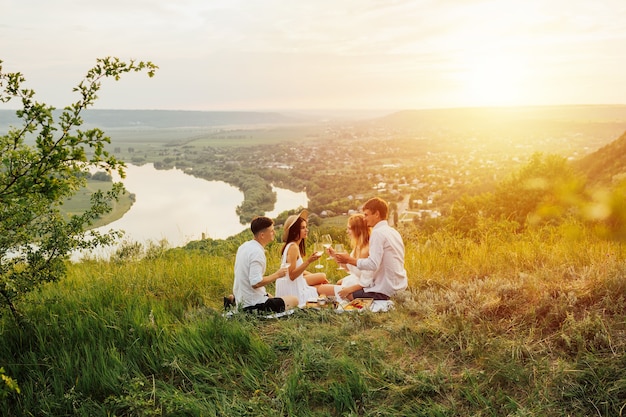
[79,163,308,259]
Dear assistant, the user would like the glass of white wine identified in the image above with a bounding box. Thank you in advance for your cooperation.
[334,244,346,270]
[313,242,324,269]
[320,234,332,259]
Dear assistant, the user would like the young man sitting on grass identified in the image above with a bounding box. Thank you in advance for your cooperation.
[333,197,408,301]
[230,216,299,313]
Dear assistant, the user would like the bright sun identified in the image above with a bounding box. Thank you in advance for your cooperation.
[458,52,529,107]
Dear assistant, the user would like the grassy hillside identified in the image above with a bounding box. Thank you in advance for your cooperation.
[1,220,626,416]
[574,130,626,185]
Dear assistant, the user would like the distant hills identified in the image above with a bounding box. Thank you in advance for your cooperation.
[3,105,626,130]
[0,109,309,129]
[371,105,626,129]
[4,105,626,185]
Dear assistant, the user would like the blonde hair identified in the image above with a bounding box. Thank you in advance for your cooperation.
[348,213,370,257]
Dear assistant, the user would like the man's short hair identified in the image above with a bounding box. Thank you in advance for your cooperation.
[362,197,388,219]
[250,216,273,235]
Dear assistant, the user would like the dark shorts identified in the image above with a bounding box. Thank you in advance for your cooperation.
[351,290,390,301]
[243,297,286,313]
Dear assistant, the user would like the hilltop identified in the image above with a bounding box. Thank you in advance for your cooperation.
[574,130,626,184]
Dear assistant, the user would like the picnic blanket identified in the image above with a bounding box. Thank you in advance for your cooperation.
[223,299,394,319]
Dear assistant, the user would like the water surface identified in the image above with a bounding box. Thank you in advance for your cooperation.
[83,164,307,258]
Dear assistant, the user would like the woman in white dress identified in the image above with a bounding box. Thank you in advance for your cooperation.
[319,213,373,301]
[274,210,328,306]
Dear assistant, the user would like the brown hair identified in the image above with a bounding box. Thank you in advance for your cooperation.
[362,197,388,220]
[250,216,273,236]
[281,216,306,257]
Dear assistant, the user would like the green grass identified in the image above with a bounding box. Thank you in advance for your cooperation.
[2,222,626,416]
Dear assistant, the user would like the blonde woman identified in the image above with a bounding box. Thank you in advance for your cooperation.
[319,213,373,301]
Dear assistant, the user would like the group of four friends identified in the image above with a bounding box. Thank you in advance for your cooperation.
[231,196,408,313]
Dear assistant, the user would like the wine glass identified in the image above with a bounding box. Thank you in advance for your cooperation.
[334,244,346,270]
[321,234,332,248]
[313,242,324,269]
[320,234,332,250]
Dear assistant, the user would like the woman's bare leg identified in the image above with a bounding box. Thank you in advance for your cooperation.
[305,272,329,286]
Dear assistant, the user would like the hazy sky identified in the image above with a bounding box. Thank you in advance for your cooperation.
[2,0,626,111]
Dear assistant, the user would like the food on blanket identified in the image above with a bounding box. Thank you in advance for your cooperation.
[343,298,373,311]
[306,298,319,308]
[306,297,331,308]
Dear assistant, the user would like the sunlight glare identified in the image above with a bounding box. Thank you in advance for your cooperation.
[458,52,529,107]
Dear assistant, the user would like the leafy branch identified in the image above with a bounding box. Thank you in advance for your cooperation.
[0,57,158,323]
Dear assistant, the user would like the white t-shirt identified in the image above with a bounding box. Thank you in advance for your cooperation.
[233,239,270,308]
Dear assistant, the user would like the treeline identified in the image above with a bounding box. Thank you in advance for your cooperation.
[85,171,112,182]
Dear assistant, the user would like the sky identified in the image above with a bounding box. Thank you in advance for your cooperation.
[2,0,626,111]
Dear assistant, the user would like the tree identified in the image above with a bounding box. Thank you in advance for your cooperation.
[489,153,585,228]
[446,153,587,238]
[0,57,157,322]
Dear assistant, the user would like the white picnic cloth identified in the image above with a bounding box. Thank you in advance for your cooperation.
[222,299,394,318]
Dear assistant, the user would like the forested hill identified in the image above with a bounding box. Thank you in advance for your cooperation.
[0,109,308,129]
[574,130,626,184]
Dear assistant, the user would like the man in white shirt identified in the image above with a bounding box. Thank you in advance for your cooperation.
[334,197,408,300]
[233,216,299,312]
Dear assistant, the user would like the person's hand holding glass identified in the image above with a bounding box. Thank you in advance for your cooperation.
[280,261,291,277]
[313,242,324,269]
[333,243,347,270]
[276,262,290,278]
[320,235,333,259]
[333,246,352,266]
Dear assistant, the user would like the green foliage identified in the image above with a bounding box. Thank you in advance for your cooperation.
[491,152,585,226]
[445,153,610,239]
[0,57,157,321]
[90,170,112,182]
[0,367,20,400]
[580,180,626,240]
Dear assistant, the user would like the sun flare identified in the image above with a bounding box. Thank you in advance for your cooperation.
[458,52,530,107]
